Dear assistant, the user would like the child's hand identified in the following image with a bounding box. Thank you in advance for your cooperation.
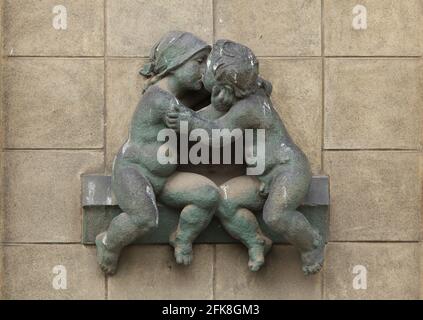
[165,100,192,131]
[259,182,270,197]
[211,85,235,112]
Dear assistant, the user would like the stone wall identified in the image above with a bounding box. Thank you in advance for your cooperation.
[0,0,422,299]
[0,0,4,299]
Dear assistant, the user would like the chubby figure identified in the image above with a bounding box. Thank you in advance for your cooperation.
[167,40,324,274]
[96,31,220,274]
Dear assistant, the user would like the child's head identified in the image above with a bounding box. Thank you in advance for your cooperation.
[140,31,211,92]
[203,40,259,110]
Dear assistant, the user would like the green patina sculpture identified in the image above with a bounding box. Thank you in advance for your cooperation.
[95,31,325,276]
[96,31,219,274]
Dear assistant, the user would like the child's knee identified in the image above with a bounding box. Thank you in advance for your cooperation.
[264,207,310,236]
[193,184,221,210]
[129,210,158,230]
[263,206,290,231]
[218,192,241,215]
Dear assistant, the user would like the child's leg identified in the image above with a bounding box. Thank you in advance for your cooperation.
[96,165,158,275]
[159,172,220,265]
[217,176,272,271]
[263,172,324,275]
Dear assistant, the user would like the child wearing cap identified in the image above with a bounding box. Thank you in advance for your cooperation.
[96,32,220,275]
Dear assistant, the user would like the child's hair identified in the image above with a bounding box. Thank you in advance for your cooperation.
[209,40,259,99]
[209,40,272,99]
[257,76,273,97]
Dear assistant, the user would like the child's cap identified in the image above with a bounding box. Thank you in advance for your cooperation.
[140,31,211,78]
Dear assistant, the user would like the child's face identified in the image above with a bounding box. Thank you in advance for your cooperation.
[202,55,218,93]
[172,49,209,91]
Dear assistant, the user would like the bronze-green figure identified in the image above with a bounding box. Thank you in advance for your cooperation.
[96,31,325,276]
[96,32,220,275]
[167,40,324,274]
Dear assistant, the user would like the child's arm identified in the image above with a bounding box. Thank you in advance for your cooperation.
[196,105,226,120]
[166,99,263,147]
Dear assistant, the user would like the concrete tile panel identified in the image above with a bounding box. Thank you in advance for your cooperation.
[107,0,213,56]
[215,0,321,56]
[2,244,105,299]
[324,0,422,56]
[324,59,422,149]
[215,245,322,300]
[324,243,420,300]
[108,245,214,299]
[324,151,421,241]
[4,58,104,148]
[3,0,104,56]
[4,151,104,242]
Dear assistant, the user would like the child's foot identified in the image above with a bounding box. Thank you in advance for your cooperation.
[301,236,325,276]
[248,236,273,272]
[169,232,193,266]
[95,232,120,275]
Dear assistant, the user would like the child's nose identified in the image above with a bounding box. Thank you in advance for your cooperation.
[200,61,207,75]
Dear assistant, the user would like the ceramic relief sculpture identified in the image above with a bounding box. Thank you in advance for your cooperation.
[95,31,325,276]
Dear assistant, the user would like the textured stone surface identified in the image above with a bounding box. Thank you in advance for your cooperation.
[421,244,423,299]
[324,151,421,241]
[3,151,103,242]
[107,0,213,56]
[2,245,105,299]
[260,59,322,173]
[324,243,420,300]
[324,59,422,149]
[0,3,3,299]
[215,0,321,56]
[324,0,422,56]
[106,59,147,171]
[108,245,213,299]
[215,245,321,299]
[3,0,104,56]
[4,58,104,148]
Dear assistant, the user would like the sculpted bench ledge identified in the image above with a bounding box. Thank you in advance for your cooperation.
[81,175,330,245]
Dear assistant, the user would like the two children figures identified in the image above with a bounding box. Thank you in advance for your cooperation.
[96,31,325,276]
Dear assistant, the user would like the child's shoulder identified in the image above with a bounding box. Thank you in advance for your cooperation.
[142,85,178,106]
[143,85,173,99]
